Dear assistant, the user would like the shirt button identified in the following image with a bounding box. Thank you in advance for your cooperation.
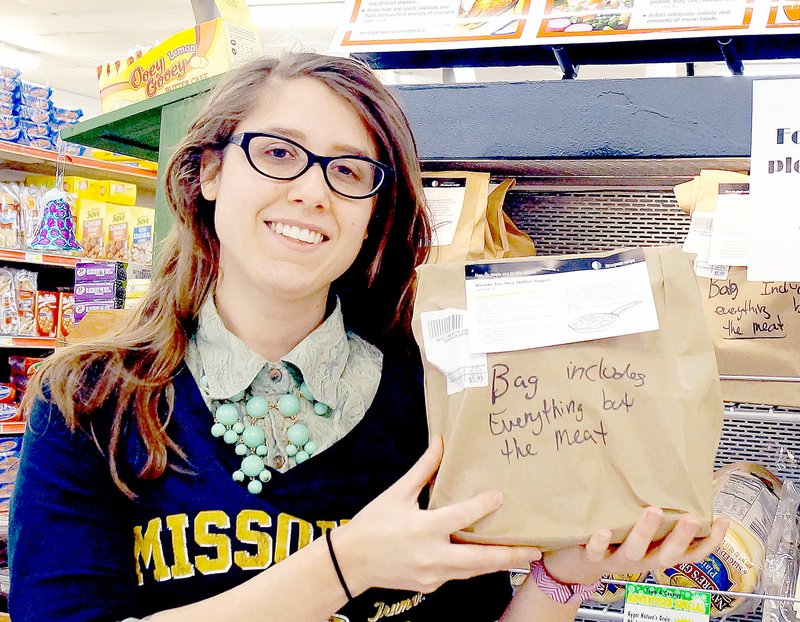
[273,455,285,469]
[268,368,283,382]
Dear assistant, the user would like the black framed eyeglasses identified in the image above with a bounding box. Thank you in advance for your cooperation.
[228,132,392,200]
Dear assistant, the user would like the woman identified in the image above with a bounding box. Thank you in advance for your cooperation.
[9,53,726,622]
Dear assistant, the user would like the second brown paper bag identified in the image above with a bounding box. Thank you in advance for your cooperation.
[412,245,722,550]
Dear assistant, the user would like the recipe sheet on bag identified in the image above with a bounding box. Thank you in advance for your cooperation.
[464,248,660,354]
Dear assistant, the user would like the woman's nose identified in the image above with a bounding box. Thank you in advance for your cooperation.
[287,162,331,208]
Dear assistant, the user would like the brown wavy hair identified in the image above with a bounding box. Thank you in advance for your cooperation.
[23,53,431,496]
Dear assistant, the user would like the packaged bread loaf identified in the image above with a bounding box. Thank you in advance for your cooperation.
[653,462,781,617]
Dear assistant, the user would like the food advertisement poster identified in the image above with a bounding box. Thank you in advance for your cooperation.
[332,0,800,52]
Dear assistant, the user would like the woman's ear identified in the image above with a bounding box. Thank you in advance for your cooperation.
[200,150,222,201]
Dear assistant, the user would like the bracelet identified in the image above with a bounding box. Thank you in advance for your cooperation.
[325,529,353,601]
[529,559,602,605]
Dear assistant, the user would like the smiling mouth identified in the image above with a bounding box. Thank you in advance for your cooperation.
[268,222,326,245]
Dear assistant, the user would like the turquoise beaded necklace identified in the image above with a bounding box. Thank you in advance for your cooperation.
[202,365,331,494]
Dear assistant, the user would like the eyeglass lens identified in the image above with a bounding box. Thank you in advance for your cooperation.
[246,134,383,198]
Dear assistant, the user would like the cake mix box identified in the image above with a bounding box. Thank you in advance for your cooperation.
[102,203,130,261]
[98,0,261,113]
[75,199,106,259]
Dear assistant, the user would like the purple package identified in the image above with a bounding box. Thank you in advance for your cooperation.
[74,300,121,323]
[74,282,125,304]
[74,261,127,286]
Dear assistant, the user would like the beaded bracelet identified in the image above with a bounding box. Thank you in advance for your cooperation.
[326,529,353,601]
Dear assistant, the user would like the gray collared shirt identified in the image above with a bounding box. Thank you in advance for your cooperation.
[184,297,382,472]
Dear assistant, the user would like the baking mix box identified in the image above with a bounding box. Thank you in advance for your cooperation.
[97,0,262,112]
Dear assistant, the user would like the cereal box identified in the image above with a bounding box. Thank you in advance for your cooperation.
[58,292,74,338]
[75,199,106,259]
[35,291,59,338]
[102,204,130,261]
[129,206,155,265]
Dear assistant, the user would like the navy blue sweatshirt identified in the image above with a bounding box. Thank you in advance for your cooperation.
[9,354,512,622]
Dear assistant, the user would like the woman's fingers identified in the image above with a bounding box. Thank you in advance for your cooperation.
[614,507,664,562]
[392,436,444,500]
[430,489,505,532]
[680,515,730,565]
[646,514,701,567]
[445,542,541,578]
[584,529,613,563]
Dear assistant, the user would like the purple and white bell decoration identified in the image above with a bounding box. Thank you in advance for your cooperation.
[28,188,82,252]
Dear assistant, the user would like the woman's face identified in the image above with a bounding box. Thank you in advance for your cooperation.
[201,77,380,305]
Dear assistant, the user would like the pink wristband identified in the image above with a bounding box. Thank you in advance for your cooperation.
[529,559,603,605]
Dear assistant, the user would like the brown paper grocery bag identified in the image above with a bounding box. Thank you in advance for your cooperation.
[412,245,722,550]
[423,171,489,264]
[484,179,536,259]
[696,267,800,408]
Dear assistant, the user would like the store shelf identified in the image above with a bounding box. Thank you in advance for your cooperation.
[60,76,220,162]
[355,32,800,74]
[0,140,156,187]
[0,336,60,349]
[0,421,24,435]
[0,249,85,269]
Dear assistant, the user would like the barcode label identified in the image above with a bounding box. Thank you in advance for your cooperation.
[425,313,463,340]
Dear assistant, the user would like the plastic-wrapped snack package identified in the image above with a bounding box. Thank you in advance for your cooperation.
[0,115,19,130]
[0,76,19,92]
[0,184,22,250]
[20,81,51,99]
[18,105,49,124]
[14,269,37,336]
[762,471,800,621]
[18,183,39,249]
[0,67,20,79]
[52,106,82,122]
[0,269,17,336]
[19,119,48,138]
[0,127,20,141]
[0,90,17,106]
[0,101,14,116]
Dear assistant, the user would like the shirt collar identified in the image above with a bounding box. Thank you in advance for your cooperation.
[194,296,349,406]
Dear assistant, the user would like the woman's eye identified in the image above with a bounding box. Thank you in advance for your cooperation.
[266,147,291,159]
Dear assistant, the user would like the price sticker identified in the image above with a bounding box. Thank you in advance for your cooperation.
[623,583,710,622]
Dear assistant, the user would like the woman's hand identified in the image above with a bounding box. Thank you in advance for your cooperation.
[541,507,730,586]
[333,436,541,596]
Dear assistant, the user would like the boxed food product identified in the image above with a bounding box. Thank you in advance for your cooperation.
[88,179,137,206]
[102,203,130,261]
[75,261,126,283]
[26,175,94,199]
[74,300,121,323]
[97,0,261,112]
[124,279,151,300]
[8,356,45,376]
[75,199,106,258]
[58,291,74,338]
[75,282,125,305]
[34,291,59,338]
[129,206,155,265]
